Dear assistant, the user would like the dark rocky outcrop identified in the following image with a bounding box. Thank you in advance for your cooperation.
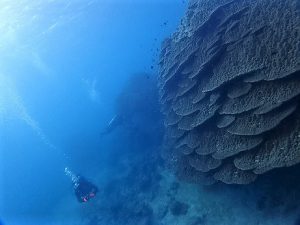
[84,73,164,225]
[170,200,190,216]
[159,0,300,184]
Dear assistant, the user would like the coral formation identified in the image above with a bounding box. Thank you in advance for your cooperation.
[84,73,164,225]
[159,0,300,184]
[170,200,190,216]
[114,73,163,147]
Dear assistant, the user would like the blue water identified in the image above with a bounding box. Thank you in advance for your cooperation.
[0,1,187,224]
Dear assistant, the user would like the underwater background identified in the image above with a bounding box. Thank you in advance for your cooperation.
[1,1,300,225]
[0,1,186,224]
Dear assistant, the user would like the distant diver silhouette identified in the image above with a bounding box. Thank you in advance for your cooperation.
[65,167,98,203]
[100,114,124,136]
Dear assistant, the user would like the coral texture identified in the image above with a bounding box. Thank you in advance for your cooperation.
[159,0,300,184]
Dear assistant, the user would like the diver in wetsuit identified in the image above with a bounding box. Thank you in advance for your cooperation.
[65,167,98,203]
[100,114,124,137]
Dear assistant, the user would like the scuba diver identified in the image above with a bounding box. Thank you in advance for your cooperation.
[100,114,124,137]
[65,167,98,203]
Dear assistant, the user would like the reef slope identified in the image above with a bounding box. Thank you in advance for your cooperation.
[159,0,300,185]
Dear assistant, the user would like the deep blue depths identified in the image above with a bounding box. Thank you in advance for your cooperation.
[0,1,187,224]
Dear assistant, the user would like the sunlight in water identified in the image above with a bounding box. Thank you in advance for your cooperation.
[0,73,34,125]
[0,73,57,150]
[0,0,94,56]
[0,0,36,50]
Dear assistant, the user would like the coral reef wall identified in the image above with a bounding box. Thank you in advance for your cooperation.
[159,0,300,185]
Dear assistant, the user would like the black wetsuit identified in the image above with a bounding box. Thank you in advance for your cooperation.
[74,177,98,203]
